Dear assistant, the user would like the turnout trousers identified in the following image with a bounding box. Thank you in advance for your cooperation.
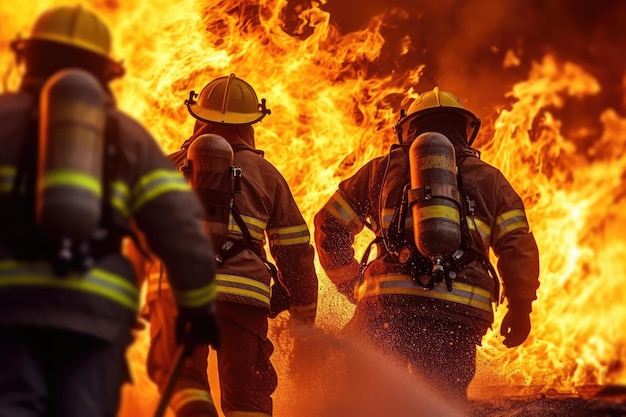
[0,326,131,417]
[343,295,490,406]
[147,296,277,417]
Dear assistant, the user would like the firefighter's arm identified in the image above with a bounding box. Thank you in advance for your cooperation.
[494,228,539,347]
[492,176,540,347]
[266,188,319,324]
[492,175,541,305]
[270,243,318,325]
[120,112,218,322]
[313,192,364,304]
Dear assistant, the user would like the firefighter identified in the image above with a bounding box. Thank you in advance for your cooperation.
[0,6,219,417]
[143,74,319,417]
[313,87,540,407]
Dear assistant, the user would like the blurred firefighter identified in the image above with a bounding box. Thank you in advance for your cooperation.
[142,74,319,417]
[314,87,540,406]
[0,6,219,417]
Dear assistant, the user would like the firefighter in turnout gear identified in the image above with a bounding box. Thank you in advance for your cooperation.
[144,74,319,417]
[314,87,540,406]
[0,6,219,417]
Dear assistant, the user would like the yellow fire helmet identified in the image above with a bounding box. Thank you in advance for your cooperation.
[395,87,481,146]
[186,74,271,125]
[11,5,124,79]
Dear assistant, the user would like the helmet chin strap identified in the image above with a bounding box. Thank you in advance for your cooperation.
[467,118,481,147]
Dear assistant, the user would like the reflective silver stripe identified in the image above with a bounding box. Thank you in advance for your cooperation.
[170,389,214,414]
[0,165,16,194]
[0,260,138,311]
[326,191,363,233]
[216,274,270,305]
[357,274,492,313]
[493,209,529,243]
[172,281,217,308]
[132,169,190,213]
[228,214,267,241]
[381,208,413,230]
[267,224,310,246]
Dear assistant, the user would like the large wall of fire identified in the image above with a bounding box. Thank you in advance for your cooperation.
[2,1,625,415]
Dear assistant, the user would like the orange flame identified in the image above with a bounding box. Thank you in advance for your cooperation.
[2,0,625,414]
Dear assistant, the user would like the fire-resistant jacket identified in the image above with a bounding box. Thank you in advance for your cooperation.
[314,145,540,323]
[146,122,318,320]
[0,78,217,341]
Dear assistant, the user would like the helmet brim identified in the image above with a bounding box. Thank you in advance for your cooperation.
[187,103,267,125]
[396,107,480,145]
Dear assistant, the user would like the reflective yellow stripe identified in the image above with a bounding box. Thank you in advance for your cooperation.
[290,303,317,321]
[358,274,492,313]
[383,206,490,250]
[173,281,217,308]
[493,209,529,243]
[467,217,491,250]
[0,261,138,311]
[0,165,16,193]
[110,180,131,218]
[170,389,214,414]
[326,191,363,233]
[290,303,317,314]
[414,205,460,222]
[268,224,310,246]
[241,215,267,230]
[132,169,189,213]
[43,170,101,196]
[216,274,270,304]
[228,214,267,241]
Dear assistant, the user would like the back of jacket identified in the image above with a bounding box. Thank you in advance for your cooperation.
[146,123,318,316]
[0,86,217,342]
[314,146,540,323]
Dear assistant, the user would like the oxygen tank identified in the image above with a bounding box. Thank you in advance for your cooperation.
[186,133,234,253]
[36,68,106,244]
[408,132,462,278]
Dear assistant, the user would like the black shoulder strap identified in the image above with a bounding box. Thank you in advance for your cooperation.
[356,235,383,283]
[100,115,152,262]
[11,109,39,200]
[379,144,407,254]
[219,205,280,283]
[456,156,502,304]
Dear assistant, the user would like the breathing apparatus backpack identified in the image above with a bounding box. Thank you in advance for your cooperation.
[2,68,124,275]
[359,132,500,296]
[177,134,290,316]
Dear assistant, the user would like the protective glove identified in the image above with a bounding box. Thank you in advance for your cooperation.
[269,280,291,319]
[500,302,532,348]
[336,280,358,305]
[176,305,220,349]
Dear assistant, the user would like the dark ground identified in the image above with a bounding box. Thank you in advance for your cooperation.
[471,386,626,417]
